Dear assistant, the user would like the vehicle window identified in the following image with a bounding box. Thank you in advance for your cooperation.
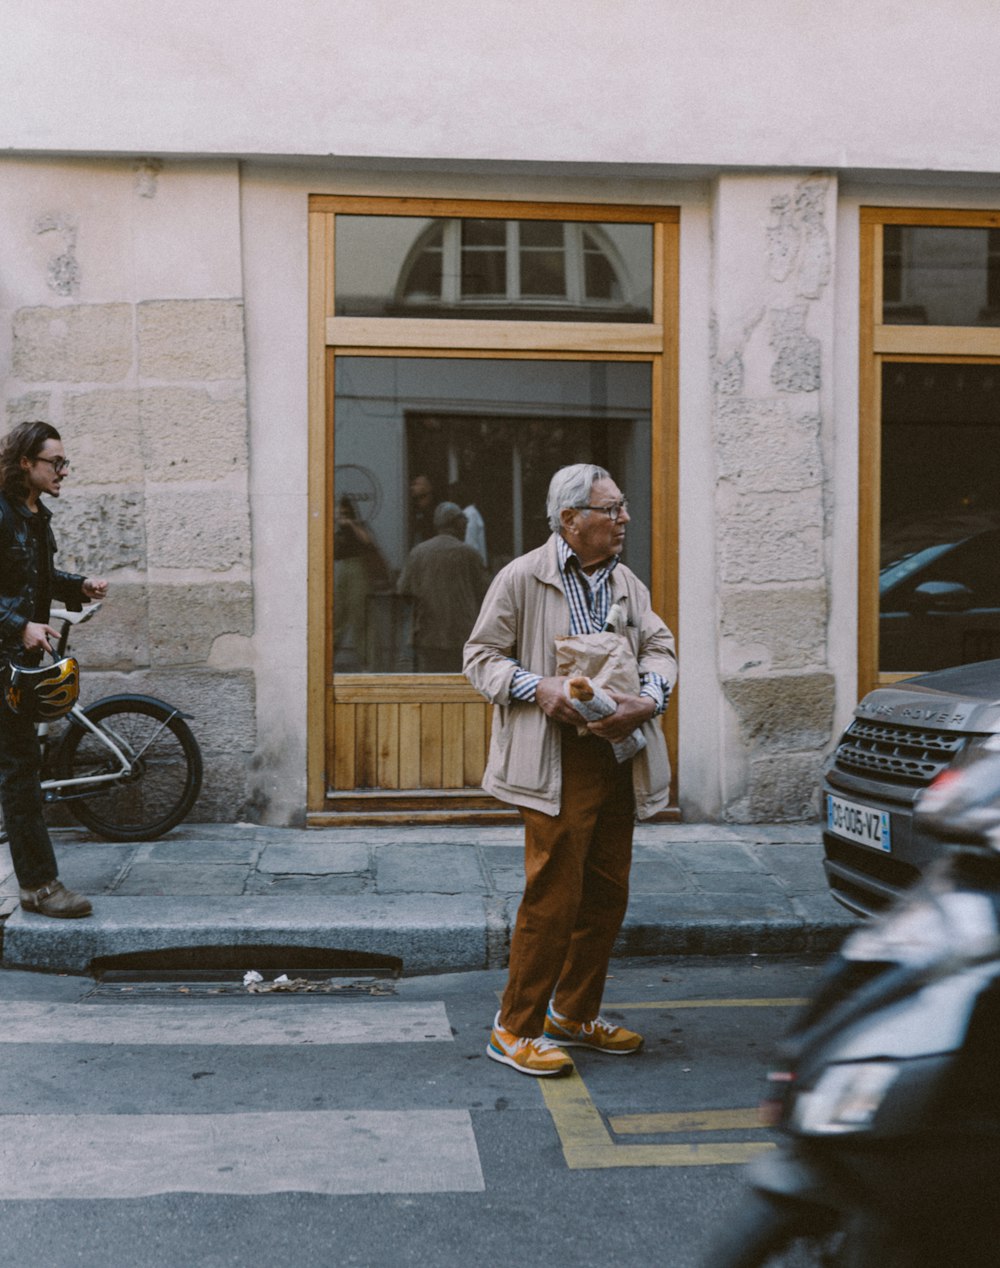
[879,543,957,594]
[915,530,1000,605]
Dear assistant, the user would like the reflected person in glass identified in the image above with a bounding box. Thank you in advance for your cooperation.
[397,502,487,673]
[448,480,488,567]
[408,474,438,546]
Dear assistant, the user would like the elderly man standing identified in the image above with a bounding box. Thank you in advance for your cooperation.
[464,463,676,1076]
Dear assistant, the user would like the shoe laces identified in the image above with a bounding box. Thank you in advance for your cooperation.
[582,1015,617,1036]
[496,1015,564,1055]
[512,1033,563,1055]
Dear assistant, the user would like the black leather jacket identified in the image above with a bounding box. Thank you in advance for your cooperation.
[0,491,85,661]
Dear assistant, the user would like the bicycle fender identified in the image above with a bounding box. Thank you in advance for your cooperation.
[75,693,195,722]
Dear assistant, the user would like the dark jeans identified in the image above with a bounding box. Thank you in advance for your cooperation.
[0,700,58,890]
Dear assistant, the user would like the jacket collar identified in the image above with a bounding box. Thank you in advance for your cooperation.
[530,534,565,587]
[1,491,49,523]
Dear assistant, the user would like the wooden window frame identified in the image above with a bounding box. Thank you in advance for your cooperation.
[308,195,679,817]
[859,206,1000,693]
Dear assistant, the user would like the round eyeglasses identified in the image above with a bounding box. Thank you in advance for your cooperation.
[36,456,70,475]
[577,498,628,522]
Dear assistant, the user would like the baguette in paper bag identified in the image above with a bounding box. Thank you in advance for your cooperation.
[562,675,646,764]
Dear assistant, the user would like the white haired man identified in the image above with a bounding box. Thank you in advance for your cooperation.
[464,463,676,1076]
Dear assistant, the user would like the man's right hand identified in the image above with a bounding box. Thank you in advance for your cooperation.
[534,676,581,726]
[22,622,58,655]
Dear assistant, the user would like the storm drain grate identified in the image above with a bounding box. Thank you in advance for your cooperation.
[85,945,402,1000]
[84,969,398,1001]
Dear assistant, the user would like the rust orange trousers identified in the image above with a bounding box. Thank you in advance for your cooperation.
[500,726,635,1038]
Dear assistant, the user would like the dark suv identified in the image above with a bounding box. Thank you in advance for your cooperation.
[823,658,1000,916]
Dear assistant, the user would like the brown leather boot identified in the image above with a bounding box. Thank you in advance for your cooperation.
[20,879,93,919]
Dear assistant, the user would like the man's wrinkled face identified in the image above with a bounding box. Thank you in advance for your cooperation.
[561,477,630,568]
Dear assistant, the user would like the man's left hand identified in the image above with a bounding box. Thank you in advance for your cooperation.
[82,577,109,600]
[587,692,656,743]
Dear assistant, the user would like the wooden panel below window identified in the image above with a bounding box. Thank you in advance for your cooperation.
[330,693,493,792]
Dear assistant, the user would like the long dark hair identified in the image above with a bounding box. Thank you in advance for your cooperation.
[0,420,61,500]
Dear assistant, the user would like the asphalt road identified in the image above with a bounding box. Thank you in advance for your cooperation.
[0,954,828,1267]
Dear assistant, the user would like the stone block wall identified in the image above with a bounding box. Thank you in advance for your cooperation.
[711,173,837,820]
[0,160,254,821]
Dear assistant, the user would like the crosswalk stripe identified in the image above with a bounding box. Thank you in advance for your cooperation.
[0,1111,485,1197]
[0,1001,452,1045]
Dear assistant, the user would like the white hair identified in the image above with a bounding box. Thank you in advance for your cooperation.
[546,464,611,531]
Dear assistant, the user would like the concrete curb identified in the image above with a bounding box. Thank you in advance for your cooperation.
[0,822,857,976]
[2,895,855,975]
[2,895,491,975]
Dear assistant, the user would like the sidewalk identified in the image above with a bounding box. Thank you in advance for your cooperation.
[0,821,857,975]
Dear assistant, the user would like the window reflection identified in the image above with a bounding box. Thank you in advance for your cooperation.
[882,226,1000,326]
[335,216,653,322]
[880,362,1000,671]
[333,357,652,673]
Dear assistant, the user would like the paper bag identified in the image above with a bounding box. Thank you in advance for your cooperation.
[555,631,645,763]
[554,631,640,695]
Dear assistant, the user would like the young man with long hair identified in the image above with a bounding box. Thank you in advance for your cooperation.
[0,420,108,917]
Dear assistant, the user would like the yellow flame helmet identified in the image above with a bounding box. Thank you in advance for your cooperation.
[5,657,80,720]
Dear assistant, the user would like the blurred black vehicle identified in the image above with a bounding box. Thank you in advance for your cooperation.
[706,744,1000,1267]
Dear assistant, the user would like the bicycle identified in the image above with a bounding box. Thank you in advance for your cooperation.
[8,603,204,842]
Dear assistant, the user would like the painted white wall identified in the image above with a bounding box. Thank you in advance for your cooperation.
[675,197,720,820]
[4,1,1000,174]
[239,171,311,822]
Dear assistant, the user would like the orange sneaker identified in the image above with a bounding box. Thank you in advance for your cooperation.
[487,1012,574,1077]
[543,1005,643,1055]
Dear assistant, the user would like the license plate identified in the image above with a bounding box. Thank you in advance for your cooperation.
[826,794,891,852]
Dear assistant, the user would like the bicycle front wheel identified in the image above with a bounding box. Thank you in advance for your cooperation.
[56,696,203,842]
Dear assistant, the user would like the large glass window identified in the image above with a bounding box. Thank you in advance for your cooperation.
[334,216,654,322]
[880,362,1000,671]
[311,195,676,808]
[333,357,652,673]
[861,211,1000,690]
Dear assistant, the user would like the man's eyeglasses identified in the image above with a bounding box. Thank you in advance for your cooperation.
[35,457,70,475]
[577,498,628,522]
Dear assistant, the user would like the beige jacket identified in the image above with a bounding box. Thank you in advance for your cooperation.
[463,534,678,818]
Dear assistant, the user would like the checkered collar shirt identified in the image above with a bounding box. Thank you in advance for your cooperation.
[555,532,619,635]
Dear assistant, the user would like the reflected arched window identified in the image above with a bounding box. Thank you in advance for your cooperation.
[394,219,646,321]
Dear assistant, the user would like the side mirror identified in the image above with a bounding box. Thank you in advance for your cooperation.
[910,580,974,613]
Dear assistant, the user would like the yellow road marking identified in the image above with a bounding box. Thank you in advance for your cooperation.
[540,995,800,1169]
[607,997,809,1010]
[610,1108,762,1134]
[494,996,808,1010]
[540,1073,774,1169]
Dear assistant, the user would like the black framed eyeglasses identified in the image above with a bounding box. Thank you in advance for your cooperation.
[35,456,70,475]
[576,498,628,522]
